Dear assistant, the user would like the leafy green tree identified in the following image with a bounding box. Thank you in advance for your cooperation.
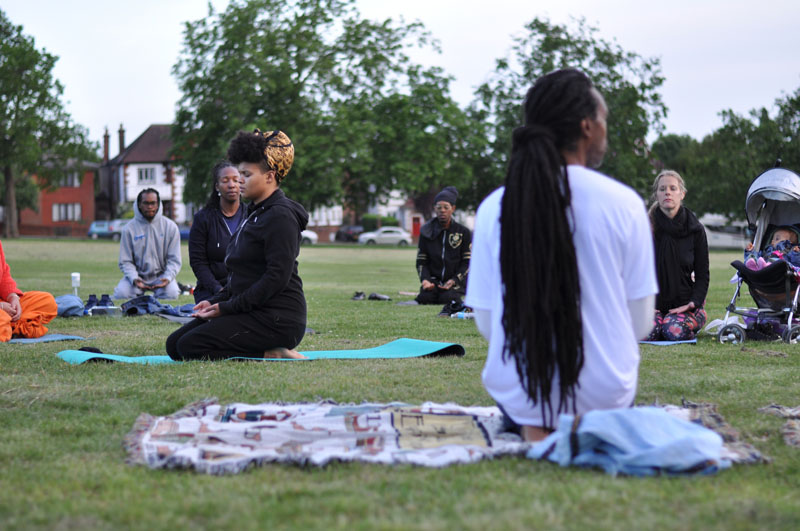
[472,17,666,197]
[171,0,443,213]
[365,66,488,217]
[684,108,785,220]
[651,134,697,174]
[774,86,800,171]
[0,9,96,237]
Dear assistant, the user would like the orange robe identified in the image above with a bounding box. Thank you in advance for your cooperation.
[0,242,57,342]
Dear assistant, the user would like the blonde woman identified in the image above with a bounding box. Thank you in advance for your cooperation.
[647,170,709,341]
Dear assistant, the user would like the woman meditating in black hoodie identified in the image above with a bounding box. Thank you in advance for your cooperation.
[167,129,308,360]
[188,161,246,303]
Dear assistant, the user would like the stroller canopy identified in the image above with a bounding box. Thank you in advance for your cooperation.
[746,167,800,228]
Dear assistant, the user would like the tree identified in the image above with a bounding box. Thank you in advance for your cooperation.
[651,134,697,175]
[365,66,488,217]
[472,17,667,197]
[682,108,785,220]
[172,0,445,213]
[0,9,96,237]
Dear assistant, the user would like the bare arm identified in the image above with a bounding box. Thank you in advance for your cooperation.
[628,294,655,340]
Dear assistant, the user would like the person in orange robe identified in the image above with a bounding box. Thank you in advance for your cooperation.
[0,241,57,342]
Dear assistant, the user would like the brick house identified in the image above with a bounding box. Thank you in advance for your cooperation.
[97,124,186,222]
[14,163,98,237]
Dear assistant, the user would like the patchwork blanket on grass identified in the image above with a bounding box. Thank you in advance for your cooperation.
[759,404,800,448]
[125,400,524,473]
[125,399,766,475]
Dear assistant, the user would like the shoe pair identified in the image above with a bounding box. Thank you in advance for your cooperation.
[85,294,112,309]
[84,294,111,315]
[351,291,391,301]
[438,299,466,317]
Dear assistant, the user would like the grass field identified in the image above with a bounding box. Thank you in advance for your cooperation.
[0,239,798,530]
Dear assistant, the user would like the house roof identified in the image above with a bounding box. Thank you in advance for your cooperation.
[109,124,174,165]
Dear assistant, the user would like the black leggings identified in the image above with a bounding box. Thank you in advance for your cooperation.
[166,310,305,361]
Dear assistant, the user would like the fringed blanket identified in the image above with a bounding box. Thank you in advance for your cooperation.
[125,399,767,475]
[125,400,526,473]
[759,404,800,448]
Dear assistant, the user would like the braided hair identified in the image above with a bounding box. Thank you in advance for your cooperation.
[204,160,239,210]
[500,68,601,428]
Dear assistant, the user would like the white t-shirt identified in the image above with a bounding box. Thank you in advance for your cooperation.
[465,165,657,427]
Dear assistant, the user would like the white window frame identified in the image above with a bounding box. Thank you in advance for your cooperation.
[52,203,82,222]
[137,167,156,185]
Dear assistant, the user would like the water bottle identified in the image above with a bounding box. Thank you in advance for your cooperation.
[450,311,474,319]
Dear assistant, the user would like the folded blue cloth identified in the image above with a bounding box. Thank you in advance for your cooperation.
[528,407,731,476]
[121,295,194,317]
[55,295,84,317]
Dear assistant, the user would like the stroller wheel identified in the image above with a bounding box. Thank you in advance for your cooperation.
[782,325,800,344]
[718,324,746,345]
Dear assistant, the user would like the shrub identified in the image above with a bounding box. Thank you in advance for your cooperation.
[361,214,400,231]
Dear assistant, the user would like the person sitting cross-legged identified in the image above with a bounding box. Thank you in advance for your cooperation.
[0,240,57,342]
[113,188,182,300]
[415,186,472,314]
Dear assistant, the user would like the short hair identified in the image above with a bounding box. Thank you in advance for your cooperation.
[227,129,294,183]
[137,188,160,207]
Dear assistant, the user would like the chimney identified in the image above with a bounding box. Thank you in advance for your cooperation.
[118,124,125,154]
[103,127,110,163]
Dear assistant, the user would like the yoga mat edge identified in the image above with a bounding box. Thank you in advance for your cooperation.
[57,338,465,365]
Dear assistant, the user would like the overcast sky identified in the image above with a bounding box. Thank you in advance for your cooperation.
[3,0,799,154]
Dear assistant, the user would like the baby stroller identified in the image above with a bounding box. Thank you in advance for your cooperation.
[718,162,800,344]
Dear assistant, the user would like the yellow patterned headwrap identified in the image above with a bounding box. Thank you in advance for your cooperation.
[254,129,294,182]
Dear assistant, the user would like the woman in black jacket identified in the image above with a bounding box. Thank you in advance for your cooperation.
[188,161,245,303]
[167,129,308,360]
[647,170,709,341]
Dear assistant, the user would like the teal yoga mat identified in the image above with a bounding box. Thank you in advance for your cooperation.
[56,338,465,365]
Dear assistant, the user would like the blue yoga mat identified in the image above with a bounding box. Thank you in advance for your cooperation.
[56,338,465,365]
[639,339,697,346]
[9,333,87,344]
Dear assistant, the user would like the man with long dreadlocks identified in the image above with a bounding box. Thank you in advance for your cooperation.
[466,69,657,441]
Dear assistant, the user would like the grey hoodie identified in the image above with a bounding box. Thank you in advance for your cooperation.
[118,199,182,283]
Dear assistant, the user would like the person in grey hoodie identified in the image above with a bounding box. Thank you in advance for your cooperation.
[166,129,308,360]
[113,188,182,300]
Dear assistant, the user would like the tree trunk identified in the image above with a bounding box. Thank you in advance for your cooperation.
[3,165,19,238]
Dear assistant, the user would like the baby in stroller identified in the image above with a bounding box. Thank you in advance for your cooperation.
[744,226,800,271]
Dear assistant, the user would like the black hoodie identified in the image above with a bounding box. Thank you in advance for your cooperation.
[416,217,472,291]
[212,189,308,322]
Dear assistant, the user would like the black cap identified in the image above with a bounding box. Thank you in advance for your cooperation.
[434,186,458,206]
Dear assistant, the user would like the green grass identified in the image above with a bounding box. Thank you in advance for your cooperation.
[0,240,799,530]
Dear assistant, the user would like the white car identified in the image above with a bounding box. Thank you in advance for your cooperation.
[301,229,318,245]
[358,226,412,246]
